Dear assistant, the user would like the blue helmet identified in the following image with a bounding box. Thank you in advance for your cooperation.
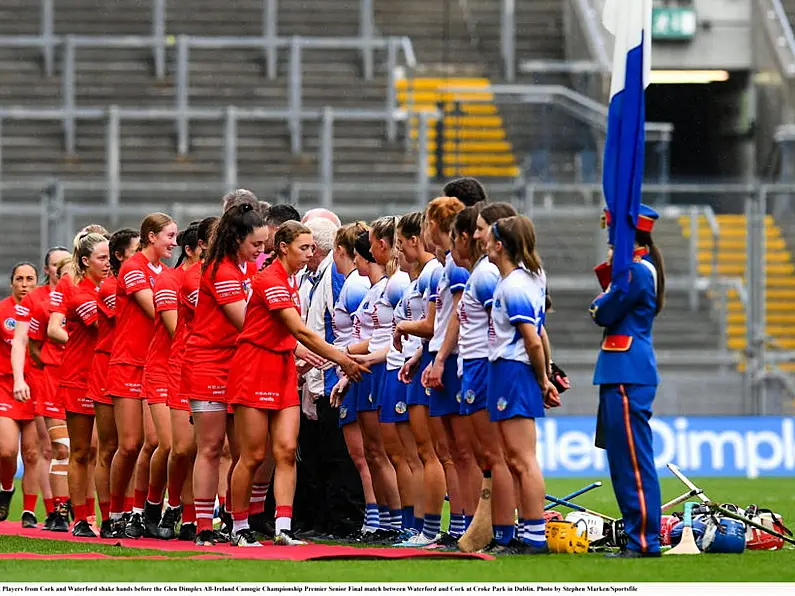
[669,516,708,550]
[701,517,746,554]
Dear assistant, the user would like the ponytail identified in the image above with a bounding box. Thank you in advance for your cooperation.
[492,215,543,275]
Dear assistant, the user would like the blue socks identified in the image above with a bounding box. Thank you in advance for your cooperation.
[449,513,465,538]
[422,513,441,540]
[521,518,547,548]
[364,503,379,531]
[389,509,403,530]
[493,524,515,546]
[402,506,415,531]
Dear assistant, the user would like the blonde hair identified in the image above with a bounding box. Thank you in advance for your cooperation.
[73,233,108,281]
[55,256,75,280]
[371,216,399,276]
[335,222,369,260]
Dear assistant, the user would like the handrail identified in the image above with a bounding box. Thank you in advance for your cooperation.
[568,0,610,72]
[768,0,795,76]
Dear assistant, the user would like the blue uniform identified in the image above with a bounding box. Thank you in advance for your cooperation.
[590,250,661,555]
[487,267,547,422]
[407,258,443,407]
[333,271,370,428]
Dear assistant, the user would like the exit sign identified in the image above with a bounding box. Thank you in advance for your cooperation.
[652,7,697,40]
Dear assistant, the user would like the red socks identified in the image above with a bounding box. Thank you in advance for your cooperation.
[182,503,196,524]
[44,498,55,514]
[110,493,125,515]
[22,493,37,514]
[249,483,269,515]
[133,489,146,511]
[195,499,215,533]
[99,501,110,521]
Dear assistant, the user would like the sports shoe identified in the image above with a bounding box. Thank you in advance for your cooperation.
[21,511,37,529]
[393,528,419,544]
[0,488,14,521]
[249,513,274,538]
[72,519,97,538]
[217,505,233,538]
[194,529,217,546]
[42,511,58,531]
[361,528,401,545]
[178,522,196,542]
[51,503,70,532]
[274,530,307,546]
[99,519,115,539]
[213,528,230,543]
[125,512,145,538]
[157,505,182,540]
[426,532,459,552]
[143,501,162,538]
[64,500,74,522]
[484,538,527,555]
[395,532,440,548]
[232,528,262,547]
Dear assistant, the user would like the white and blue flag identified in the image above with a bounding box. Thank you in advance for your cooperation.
[602,0,652,293]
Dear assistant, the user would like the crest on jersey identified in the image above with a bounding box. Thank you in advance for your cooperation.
[425,387,432,397]
[368,392,374,404]
[497,397,508,412]
[455,392,461,403]
[465,390,476,404]
[339,406,348,420]
[149,276,156,288]
[3,318,15,332]
[395,401,407,415]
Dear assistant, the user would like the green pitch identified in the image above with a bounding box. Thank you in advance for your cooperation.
[0,477,793,582]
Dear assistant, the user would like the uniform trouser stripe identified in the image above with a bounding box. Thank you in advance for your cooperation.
[619,384,648,553]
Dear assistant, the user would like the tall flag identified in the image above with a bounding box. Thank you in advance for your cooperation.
[601,0,652,293]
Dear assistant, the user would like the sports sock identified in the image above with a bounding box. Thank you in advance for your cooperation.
[232,510,249,534]
[44,498,55,515]
[133,489,146,512]
[99,501,110,521]
[402,506,415,530]
[389,509,402,530]
[22,493,37,514]
[86,497,95,518]
[422,513,441,541]
[110,493,125,519]
[195,498,215,533]
[493,524,514,546]
[74,503,87,522]
[249,483,269,516]
[364,503,379,531]
[378,505,389,530]
[275,505,293,534]
[464,514,474,531]
[182,503,196,524]
[146,485,163,505]
[449,513,465,538]
[123,496,134,513]
[522,518,546,548]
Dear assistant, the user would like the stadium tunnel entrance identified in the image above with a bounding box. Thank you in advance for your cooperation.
[646,71,753,208]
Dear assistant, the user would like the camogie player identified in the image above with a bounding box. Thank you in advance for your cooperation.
[11,246,70,527]
[106,214,178,536]
[141,222,202,538]
[485,215,559,554]
[453,202,518,550]
[226,221,365,546]
[159,219,215,541]
[182,203,265,547]
[0,262,40,524]
[393,212,445,547]
[49,233,110,536]
[329,223,376,534]
[90,229,139,537]
[421,197,475,544]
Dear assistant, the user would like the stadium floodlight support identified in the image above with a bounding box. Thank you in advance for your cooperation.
[745,189,767,414]
[40,0,55,77]
[152,0,166,80]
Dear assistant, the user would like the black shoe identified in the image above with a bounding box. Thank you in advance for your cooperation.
[218,505,233,537]
[42,511,58,531]
[249,512,274,538]
[365,528,401,545]
[51,504,70,532]
[194,529,217,546]
[21,511,37,529]
[488,538,537,555]
[604,549,661,559]
[433,532,460,552]
[64,500,74,522]
[143,501,162,538]
[105,517,128,539]
[232,528,262,547]
[178,522,196,542]
[0,488,14,522]
[125,512,145,538]
[72,519,97,538]
[99,519,115,539]
[157,505,181,540]
[213,528,230,543]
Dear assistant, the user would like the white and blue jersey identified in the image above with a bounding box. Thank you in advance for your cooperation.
[429,252,470,353]
[413,257,443,320]
[351,276,387,413]
[488,267,547,422]
[368,271,410,354]
[458,256,499,361]
[333,271,370,348]
[489,268,547,364]
[387,279,419,371]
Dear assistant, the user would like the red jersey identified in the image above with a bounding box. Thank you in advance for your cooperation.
[238,259,301,353]
[16,285,50,369]
[30,288,65,366]
[145,267,183,378]
[184,257,256,365]
[57,276,100,389]
[1,296,19,376]
[95,275,117,355]
[110,251,166,367]
[169,262,200,374]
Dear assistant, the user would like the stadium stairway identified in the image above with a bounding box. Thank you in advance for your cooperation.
[681,213,795,373]
[397,77,519,179]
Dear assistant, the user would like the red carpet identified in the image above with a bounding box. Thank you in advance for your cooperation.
[0,522,493,561]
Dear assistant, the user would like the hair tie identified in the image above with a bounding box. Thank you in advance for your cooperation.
[491,222,503,243]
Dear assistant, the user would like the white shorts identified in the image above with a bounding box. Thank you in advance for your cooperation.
[189,399,227,413]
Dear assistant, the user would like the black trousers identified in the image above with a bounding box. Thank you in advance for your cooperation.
[291,395,365,535]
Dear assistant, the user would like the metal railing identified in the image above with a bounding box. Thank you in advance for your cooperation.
[762,0,795,77]
[0,106,438,210]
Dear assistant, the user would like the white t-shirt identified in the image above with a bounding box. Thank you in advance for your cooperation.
[489,267,547,364]
[332,270,370,348]
[457,256,500,360]
[429,252,470,353]
[369,271,411,353]
[386,279,420,371]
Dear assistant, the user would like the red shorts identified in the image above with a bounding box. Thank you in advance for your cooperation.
[167,359,188,411]
[26,366,45,409]
[105,363,144,399]
[227,343,299,411]
[87,352,112,406]
[36,364,65,419]
[59,385,95,416]
[144,371,168,406]
[179,360,231,404]
[0,375,35,421]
